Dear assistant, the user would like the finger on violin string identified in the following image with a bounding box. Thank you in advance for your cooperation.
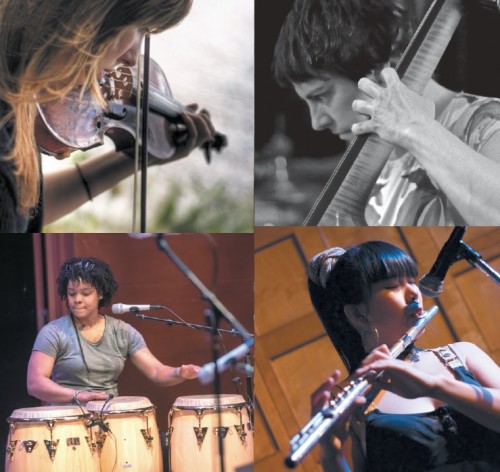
[179,112,199,148]
[200,111,216,136]
[188,111,215,144]
[169,122,189,144]
[186,103,199,112]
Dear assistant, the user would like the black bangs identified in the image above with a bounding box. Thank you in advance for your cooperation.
[360,241,418,285]
[331,241,418,308]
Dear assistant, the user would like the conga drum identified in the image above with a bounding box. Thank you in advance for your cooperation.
[86,396,162,472]
[5,405,98,472]
[168,394,254,472]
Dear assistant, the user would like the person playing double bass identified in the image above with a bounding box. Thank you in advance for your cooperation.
[0,0,215,232]
[273,0,500,225]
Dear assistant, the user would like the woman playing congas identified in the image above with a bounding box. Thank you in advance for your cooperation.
[21,257,200,471]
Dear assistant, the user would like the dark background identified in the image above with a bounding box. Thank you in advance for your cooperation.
[0,236,39,464]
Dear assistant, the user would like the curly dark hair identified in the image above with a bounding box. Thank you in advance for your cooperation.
[308,241,418,373]
[56,257,118,308]
[273,0,416,86]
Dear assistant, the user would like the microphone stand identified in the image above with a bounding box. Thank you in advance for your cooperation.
[245,351,254,425]
[133,313,239,335]
[154,234,252,342]
[458,241,500,286]
[205,306,225,472]
[154,233,253,472]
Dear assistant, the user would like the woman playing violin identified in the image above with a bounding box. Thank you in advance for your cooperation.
[0,0,215,232]
[273,0,500,225]
[308,242,500,471]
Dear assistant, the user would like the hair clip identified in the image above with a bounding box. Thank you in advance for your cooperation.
[308,247,346,288]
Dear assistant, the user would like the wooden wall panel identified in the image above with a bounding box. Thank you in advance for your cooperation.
[254,226,500,472]
[457,257,500,353]
[255,237,310,336]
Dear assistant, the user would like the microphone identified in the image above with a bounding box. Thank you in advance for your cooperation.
[128,233,181,239]
[128,233,160,239]
[198,338,254,385]
[419,226,466,298]
[111,303,164,314]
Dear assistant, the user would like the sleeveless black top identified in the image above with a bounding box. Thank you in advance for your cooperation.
[365,365,500,471]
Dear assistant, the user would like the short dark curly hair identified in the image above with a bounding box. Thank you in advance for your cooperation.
[56,257,118,308]
[273,0,416,86]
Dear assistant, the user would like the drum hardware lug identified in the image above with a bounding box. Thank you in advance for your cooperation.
[193,426,208,447]
[6,440,17,460]
[22,440,37,453]
[165,426,174,447]
[96,432,107,451]
[85,435,98,454]
[234,424,247,444]
[193,409,208,448]
[140,428,154,447]
[247,422,254,433]
[44,439,60,461]
[235,406,248,444]
[213,427,229,439]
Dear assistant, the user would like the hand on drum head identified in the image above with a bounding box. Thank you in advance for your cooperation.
[177,364,201,380]
[76,390,110,404]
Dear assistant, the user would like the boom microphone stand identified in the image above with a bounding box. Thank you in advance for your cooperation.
[154,234,253,472]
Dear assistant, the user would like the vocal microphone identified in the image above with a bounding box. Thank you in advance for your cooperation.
[128,233,161,239]
[128,233,181,239]
[111,303,165,314]
[419,226,466,298]
[198,338,254,385]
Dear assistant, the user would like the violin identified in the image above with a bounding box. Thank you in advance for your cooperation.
[34,58,227,163]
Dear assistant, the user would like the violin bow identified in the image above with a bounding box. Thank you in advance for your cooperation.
[139,33,151,232]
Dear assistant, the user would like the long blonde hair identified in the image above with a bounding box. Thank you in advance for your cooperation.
[0,0,192,216]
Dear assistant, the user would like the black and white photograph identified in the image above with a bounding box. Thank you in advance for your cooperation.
[256,1,500,226]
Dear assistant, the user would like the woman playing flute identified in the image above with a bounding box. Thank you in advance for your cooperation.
[307,241,500,471]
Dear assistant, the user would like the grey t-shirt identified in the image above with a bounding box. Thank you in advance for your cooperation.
[32,315,147,396]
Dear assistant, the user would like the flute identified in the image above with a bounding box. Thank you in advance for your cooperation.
[285,305,439,469]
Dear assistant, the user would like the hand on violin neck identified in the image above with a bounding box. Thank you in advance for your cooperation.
[115,102,217,165]
[175,104,216,158]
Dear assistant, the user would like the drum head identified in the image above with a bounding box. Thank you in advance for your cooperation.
[86,395,153,413]
[8,405,86,422]
[173,394,246,409]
